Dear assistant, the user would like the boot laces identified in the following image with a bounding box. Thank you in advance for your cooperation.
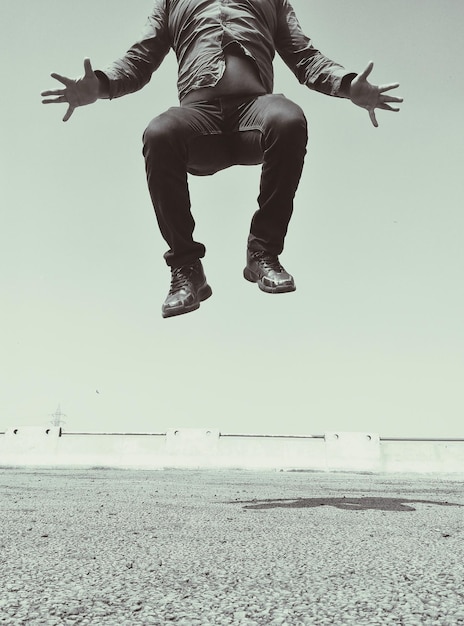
[169,265,196,294]
[253,251,285,273]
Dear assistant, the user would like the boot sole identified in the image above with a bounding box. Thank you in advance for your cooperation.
[162,283,212,318]
[243,267,296,294]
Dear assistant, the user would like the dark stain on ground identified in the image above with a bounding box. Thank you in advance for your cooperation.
[231,497,464,512]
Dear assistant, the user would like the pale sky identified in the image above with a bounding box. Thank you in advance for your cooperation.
[1,0,463,437]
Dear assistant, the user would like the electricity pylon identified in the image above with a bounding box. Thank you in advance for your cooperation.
[50,404,66,428]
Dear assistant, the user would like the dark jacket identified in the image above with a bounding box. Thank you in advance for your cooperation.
[101,0,354,102]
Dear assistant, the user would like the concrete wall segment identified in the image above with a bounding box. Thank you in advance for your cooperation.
[324,432,381,472]
[56,433,167,468]
[380,440,464,474]
[0,427,62,466]
[218,434,327,470]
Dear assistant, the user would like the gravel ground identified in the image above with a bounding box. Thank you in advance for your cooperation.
[0,468,463,626]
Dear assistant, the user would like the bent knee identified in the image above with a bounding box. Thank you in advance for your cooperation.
[265,99,308,138]
[142,109,186,148]
[276,108,307,133]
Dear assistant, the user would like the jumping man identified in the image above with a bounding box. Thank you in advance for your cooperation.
[42,0,402,318]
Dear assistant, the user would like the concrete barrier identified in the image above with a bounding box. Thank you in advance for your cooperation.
[56,432,167,468]
[324,432,380,472]
[0,427,62,466]
[380,439,464,474]
[217,433,327,470]
[0,427,463,474]
[165,428,220,467]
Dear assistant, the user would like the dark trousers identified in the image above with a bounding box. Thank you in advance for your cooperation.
[142,93,308,267]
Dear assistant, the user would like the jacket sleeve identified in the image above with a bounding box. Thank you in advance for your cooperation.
[275,0,356,97]
[98,0,171,99]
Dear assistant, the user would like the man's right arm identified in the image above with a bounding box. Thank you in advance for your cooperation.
[41,58,102,122]
[41,0,170,121]
[96,0,171,100]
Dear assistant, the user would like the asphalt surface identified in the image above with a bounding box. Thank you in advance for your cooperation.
[1,468,463,625]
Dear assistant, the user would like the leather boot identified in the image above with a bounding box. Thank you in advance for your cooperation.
[162,260,212,318]
[243,250,296,293]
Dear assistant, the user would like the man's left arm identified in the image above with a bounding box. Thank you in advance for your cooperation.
[275,0,402,125]
[274,0,357,97]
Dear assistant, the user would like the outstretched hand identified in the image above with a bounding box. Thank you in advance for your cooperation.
[349,62,403,128]
[41,58,100,122]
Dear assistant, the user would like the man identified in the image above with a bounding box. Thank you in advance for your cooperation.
[42,0,402,318]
